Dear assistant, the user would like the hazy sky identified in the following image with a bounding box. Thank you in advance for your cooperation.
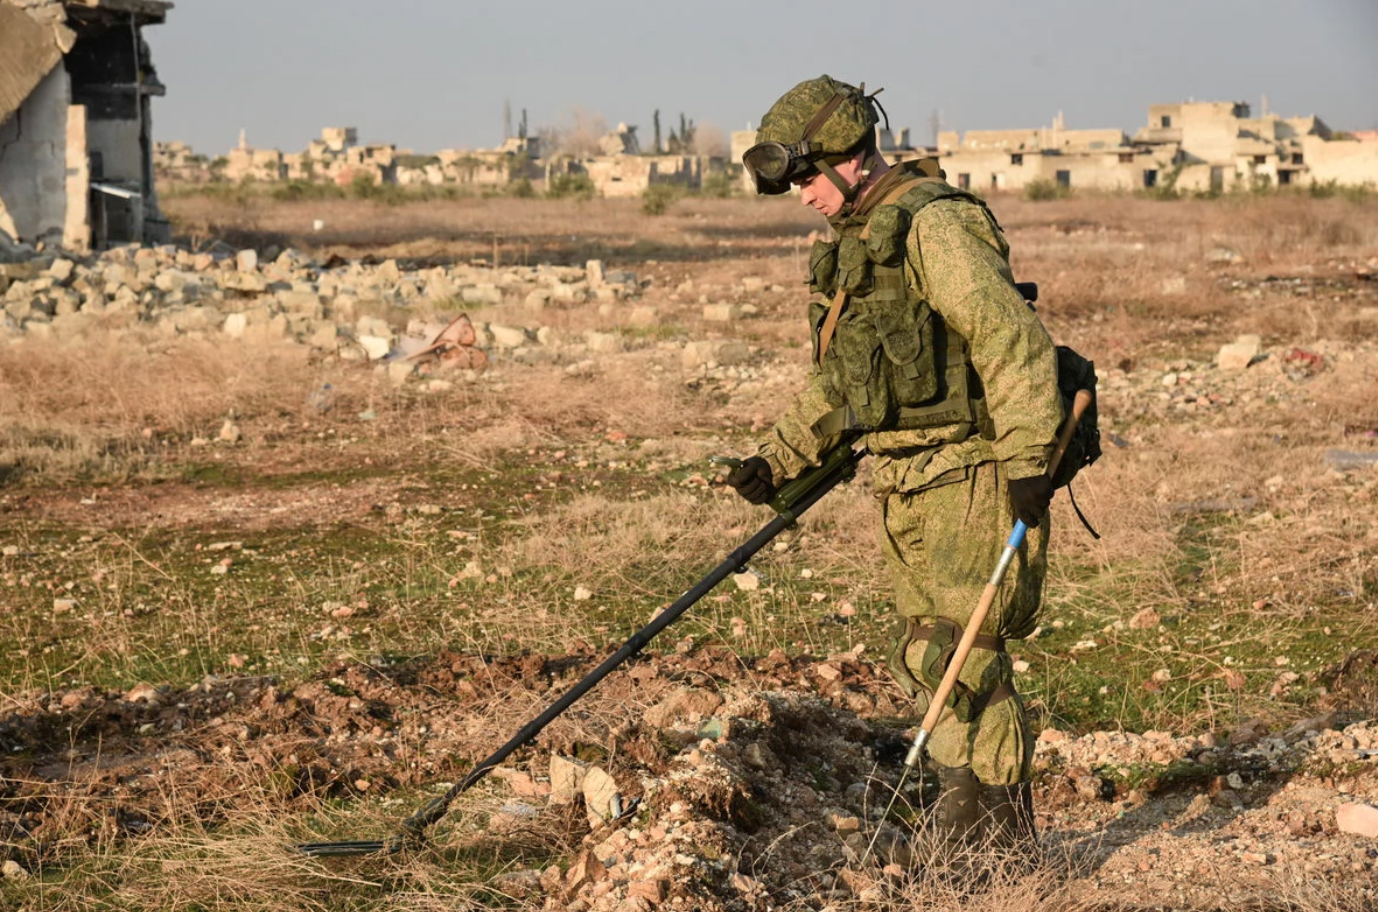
[149,0,1378,157]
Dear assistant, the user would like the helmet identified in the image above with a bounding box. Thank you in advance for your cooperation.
[744,76,881,195]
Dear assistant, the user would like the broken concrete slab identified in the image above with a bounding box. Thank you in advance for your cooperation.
[581,765,620,827]
[549,754,588,803]
[1217,335,1263,372]
[682,339,750,369]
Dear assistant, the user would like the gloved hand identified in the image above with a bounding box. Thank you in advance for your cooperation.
[1008,474,1053,528]
[726,456,776,505]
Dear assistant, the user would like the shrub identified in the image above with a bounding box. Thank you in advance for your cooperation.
[641,183,683,216]
[270,180,345,203]
[508,178,536,199]
[1024,178,1070,202]
[546,173,596,200]
[698,172,738,199]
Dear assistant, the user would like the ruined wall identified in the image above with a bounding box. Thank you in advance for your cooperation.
[87,118,143,183]
[0,65,70,243]
[1177,102,1241,165]
[1302,135,1378,186]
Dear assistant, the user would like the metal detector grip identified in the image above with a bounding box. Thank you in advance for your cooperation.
[711,436,863,525]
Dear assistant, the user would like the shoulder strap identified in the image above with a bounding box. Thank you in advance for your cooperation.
[816,176,943,362]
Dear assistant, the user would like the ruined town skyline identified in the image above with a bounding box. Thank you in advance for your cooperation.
[148,0,1378,160]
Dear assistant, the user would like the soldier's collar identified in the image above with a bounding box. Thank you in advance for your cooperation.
[828,162,915,231]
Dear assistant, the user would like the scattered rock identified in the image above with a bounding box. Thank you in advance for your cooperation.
[581,765,620,826]
[1129,607,1161,629]
[550,754,589,803]
[125,683,161,705]
[1218,335,1263,371]
[1337,803,1378,838]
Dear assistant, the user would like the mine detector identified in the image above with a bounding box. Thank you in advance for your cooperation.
[294,348,1093,859]
[293,442,865,856]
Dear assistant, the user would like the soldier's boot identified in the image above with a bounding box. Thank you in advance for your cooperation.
[977,780,1038,868]
[924,765,981,868]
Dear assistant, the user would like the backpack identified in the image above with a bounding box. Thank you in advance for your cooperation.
[1049,344,1102,538]
[1050,345,1102,490]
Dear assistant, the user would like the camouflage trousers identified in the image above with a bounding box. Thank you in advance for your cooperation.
[880,459,1049,785]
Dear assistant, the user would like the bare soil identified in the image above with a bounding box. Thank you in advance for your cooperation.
[2,190,1377,910]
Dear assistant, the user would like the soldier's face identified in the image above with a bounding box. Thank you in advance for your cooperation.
[793,154,867,218]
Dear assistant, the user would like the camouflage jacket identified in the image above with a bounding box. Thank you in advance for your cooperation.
[756,167,1063,494]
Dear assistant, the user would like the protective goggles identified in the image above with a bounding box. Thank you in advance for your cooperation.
[742,140,822,195]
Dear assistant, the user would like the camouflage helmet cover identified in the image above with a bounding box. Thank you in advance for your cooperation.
[755,75,878,158]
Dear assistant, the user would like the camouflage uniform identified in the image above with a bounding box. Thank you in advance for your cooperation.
[739,81,1063,848]
[754,162,1062,787]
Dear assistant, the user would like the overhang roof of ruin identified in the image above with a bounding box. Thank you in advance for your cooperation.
[64,0,172,24]
[0,5,70,127]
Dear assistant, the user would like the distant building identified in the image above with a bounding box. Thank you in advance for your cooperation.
[733,103,1378,195]
[0,0,173,250]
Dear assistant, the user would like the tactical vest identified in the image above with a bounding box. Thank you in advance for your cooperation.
[807,175,995,438]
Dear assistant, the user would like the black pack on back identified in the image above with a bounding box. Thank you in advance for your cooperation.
[1049,345,1102,490]
[1015,283,1101,493]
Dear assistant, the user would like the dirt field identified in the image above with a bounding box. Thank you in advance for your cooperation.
[2,189,1377,910]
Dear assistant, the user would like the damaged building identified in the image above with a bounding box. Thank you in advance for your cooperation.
[0,0,172,251]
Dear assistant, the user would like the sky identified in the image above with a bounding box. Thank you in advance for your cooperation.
[149,0,1378,158]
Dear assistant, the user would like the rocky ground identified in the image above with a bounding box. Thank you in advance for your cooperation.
[0,647,1375,909]
[2,221,1377,910]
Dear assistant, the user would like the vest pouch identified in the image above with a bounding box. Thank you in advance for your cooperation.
[821,310,892,427]
[808,240,838,295]
[835,235,873,296]
[808,299,829,363]
[875,302,939,407]
[863,203,912,266]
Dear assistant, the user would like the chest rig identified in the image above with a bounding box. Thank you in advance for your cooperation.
[808,169,994,438]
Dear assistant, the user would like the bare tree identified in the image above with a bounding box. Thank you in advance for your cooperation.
[546,106,608,158]
[694,122,729,158]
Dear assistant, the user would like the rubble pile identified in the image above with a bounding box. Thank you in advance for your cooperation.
[0,232,645,378]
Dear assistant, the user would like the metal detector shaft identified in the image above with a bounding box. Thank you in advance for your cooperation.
[295,445,865,857]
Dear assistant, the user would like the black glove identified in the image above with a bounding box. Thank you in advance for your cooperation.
[1008,474,1053,528]
[726,457,776,505]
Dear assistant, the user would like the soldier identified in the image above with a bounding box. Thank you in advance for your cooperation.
[728,76,1064,857]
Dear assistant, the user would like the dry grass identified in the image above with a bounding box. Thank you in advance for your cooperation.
[3,190,1376,911]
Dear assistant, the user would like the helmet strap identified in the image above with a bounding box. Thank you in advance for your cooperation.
[817,147,879,218]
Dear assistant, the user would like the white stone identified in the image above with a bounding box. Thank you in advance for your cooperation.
[586,331,625,354]
[236,249,258,272]
[683,340,750,369]
[585,259,605,287]
[549,754,588,803]
[1337,803,1378,838]
[358,334,392,360]
[125,683,161,705]
[582,765,619,826]
[488,323,529,348]
[1217,335,1262,372]
[732,571,761,591]
[222,312,247,338]
[703,303,742,322]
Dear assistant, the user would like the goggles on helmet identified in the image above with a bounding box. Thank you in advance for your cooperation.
[742,140,822,195]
